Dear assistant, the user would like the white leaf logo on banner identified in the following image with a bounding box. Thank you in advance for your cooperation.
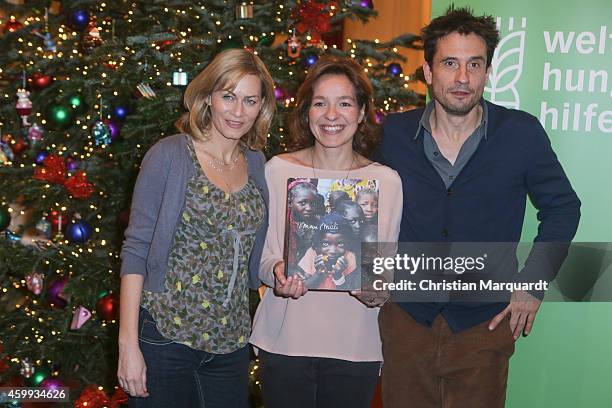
[485,17,527,109]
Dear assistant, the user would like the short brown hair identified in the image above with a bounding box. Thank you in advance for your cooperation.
[175,49,275,151]
[422,6,499,68]
[287,55,381,157]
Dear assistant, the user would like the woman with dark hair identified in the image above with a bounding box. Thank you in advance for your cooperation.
[250,55,403,407]
[117,48,275,407]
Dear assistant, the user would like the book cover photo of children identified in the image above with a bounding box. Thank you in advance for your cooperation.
[284,178,379,291]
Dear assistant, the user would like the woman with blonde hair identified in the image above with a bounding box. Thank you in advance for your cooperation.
[117,48,275,407]
[250,55,403,407]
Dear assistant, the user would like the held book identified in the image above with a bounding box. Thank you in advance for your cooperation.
[284,177,379,291]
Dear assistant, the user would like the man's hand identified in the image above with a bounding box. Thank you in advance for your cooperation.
[350,287,389,308]
[488,290,542,340]
[273,261,307,299]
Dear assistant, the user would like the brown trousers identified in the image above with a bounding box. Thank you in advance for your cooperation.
[379,302,515,408]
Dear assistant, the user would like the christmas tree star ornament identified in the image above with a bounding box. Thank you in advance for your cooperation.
[70,306,92,330]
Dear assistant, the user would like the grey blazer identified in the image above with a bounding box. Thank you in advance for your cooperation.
[120,133,269,291]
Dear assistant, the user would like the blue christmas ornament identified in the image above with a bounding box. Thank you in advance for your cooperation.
[112,105,128,121]
[92,121,112,146]
[65,219,93,244]
[387,63,403,77]
[303,53,318,68]
[69,10,90,31]
[36,218,52,239]
[35,151,49,164]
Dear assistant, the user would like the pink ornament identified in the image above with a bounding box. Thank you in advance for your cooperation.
[26,273,44,295]
[15,88,32,126]
[27,123,45,144]
[70,306,92,330]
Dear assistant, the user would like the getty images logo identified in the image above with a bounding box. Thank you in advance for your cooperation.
[485,17,527,110]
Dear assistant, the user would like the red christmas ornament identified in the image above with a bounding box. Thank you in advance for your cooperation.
[29,73,54,90]
[64,171,95,199]
[33,154,67,184]
[10,136,28,155]
[3,17,23,33]
[96,292,118,321]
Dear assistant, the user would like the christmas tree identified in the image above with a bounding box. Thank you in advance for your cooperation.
[0,0,422,405]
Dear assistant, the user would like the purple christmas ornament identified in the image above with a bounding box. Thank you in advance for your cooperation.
[65,156,80,171]
[104,119,121,141]
[46,277,68,308]
[40,377,65,390]
[274,86,285,101]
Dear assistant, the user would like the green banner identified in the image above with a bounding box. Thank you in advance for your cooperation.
[431,1,612,407]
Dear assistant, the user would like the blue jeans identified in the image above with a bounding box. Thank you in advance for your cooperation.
[129,308,250,408]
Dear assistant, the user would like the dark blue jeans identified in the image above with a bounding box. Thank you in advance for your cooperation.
[258,349,380,408]
[129,308,249,408]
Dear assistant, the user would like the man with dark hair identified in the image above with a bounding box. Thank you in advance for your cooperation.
[377,6,580,407]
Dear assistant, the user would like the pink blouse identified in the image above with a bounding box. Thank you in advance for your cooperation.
[250,156,403,362]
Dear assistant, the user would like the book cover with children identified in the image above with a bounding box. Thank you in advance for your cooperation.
[284,177,379,291]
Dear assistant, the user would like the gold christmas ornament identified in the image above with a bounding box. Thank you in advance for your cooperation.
[235,2,253,19]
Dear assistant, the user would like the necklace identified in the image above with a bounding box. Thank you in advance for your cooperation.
[203,150,241,173]
[197,145,242,173]
[311,148,356,180]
